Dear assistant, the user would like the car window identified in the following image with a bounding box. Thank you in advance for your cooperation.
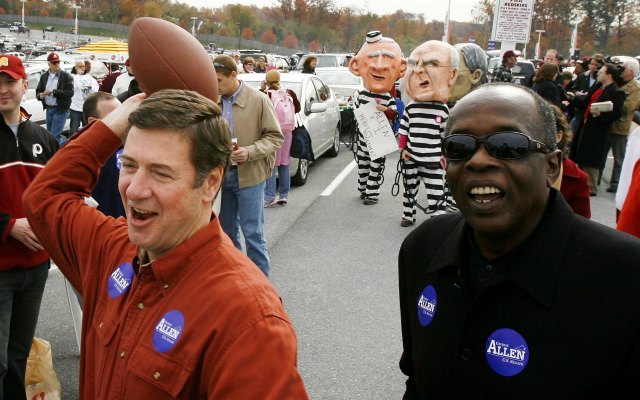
[315,71,360,86]
[304,80,319,112]
[27,71,43,89]
[311,78,330,102]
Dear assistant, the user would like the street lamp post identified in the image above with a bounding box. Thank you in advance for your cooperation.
[236,23,241,50]
[570,11,586,61]
[20,0,26,27]
[72,5,80,45]
[191,16,198,37]
[535,29,545,60]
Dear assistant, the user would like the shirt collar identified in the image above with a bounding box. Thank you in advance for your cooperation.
[222,80,243,103]
[132,216,226,290]
[426,190,577,308]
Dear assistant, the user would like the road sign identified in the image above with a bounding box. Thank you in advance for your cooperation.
[469,38,476,43]
[491,0,534,43]
[487,40,496,50]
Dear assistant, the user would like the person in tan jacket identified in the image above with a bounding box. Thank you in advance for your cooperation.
[607,57,640,193]
[213,54,283,277]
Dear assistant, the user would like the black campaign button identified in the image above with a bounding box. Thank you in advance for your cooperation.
[461,348,473,361]
[486,264,493,271]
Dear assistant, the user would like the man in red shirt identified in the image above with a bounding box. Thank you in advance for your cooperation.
[24,90,308,399]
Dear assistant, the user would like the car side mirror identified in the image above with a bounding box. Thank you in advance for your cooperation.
[309,102,327,113]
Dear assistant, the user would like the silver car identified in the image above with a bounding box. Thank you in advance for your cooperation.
[314,67,363,105]
[238,73,341,185]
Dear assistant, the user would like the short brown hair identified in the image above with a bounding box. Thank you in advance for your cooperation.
[128,89,232,187]
[213,54,238,77]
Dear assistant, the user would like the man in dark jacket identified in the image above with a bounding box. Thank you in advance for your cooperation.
[398,83,640,399]
[573,63,625,195]
[35,52,74,144]
[0,54,58,400]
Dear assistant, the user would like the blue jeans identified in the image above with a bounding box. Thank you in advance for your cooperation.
[265,165,290,202]
[69,109,84,135]
[219,168,270,276]
[46,108,69,145]
[0,262,49,400]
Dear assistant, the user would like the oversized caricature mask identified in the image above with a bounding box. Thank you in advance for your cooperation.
[450,42,487,102]
[405,40,458,103]
[348,31,407,94]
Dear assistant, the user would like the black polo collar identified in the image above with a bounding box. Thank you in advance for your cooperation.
[425,190,578,308]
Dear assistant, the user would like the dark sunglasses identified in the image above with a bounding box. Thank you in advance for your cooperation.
[442,131,552,161]
[213,62,235,72]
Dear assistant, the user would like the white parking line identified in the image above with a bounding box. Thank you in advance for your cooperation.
[321,160,356,196]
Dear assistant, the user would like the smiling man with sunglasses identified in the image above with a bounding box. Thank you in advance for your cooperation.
[398,83,640,398]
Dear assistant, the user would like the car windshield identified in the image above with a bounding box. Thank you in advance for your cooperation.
[299,55,348,68]
[315,70,360,85]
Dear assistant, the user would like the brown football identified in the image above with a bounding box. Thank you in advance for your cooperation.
[128,17,218,101]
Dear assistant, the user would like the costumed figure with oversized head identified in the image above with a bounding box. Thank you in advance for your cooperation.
[348,31,407,205]
[397,40,458,227]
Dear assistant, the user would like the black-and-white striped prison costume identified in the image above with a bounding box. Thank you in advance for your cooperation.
[399,101,455,222]
[355,90,396,199]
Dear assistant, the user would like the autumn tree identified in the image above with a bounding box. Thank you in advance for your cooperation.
[260,29,277,44]
[283,33,299,49]
[242,26,254,40]
[308,39,321,52]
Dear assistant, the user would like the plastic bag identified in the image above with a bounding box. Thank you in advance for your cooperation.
[25,337,61,400]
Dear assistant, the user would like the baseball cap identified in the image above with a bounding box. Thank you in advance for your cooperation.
[502,50,516,59]
[47,52,60,62]
[0,54,27,80]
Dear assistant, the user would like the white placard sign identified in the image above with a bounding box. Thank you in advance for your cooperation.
[491,0,534,43]
[353,102,398,160]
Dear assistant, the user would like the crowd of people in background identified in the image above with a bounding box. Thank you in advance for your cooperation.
[2,26,640,398]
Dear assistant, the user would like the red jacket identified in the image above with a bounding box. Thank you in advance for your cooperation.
[618,160,640,238]
[560,158,591,219]
[0,110,58,270]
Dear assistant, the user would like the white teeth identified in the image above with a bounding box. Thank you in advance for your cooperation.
[133,207,152,214]
[470,186,502,195]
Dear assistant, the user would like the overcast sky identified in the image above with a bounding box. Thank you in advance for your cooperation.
[179,0,478,22]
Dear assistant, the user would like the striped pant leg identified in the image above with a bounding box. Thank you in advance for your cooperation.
[402,159,419,222]
[356,134,370,194]
[365,155,385,198]
[422,166,448,216]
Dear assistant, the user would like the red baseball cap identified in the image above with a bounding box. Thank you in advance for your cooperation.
[0,54,27,80]
[502,50,516,59]
[47,52,60,62]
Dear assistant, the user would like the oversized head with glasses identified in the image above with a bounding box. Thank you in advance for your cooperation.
[348,31,407,94]
[444,83,561,249]
[406,40,459,103]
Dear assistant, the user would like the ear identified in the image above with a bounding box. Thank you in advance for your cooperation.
[448,68,459,87]
[87,116,98,124]
[545,150,562,188]
[348,57,360,76]
[398,58,408,79]
[469,69,483,85]
[202,166,224,203]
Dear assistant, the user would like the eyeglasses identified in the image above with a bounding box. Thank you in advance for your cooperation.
[442,131,552,161]
[213,62,235,72]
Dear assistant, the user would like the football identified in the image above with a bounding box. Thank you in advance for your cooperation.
[128,17,218,101]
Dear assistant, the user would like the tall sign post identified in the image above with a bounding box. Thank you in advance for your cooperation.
[491,0,534,56]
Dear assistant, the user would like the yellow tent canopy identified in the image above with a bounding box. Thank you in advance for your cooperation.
[75,39,128,63]
[75,39,128,53]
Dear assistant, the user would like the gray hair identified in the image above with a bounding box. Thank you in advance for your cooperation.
[454,42,488,83]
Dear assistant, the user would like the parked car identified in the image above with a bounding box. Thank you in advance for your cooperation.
[314,67,363,104]
[238,73,341,185]
[296,53,353,69]
[487,57,535,87]
[8,25,19,33]
[18,25,30,34]
[44,26,55,32]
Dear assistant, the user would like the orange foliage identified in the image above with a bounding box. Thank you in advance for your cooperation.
[260,29,277,44]
[242,27,254,40]
[283,34,299,49]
